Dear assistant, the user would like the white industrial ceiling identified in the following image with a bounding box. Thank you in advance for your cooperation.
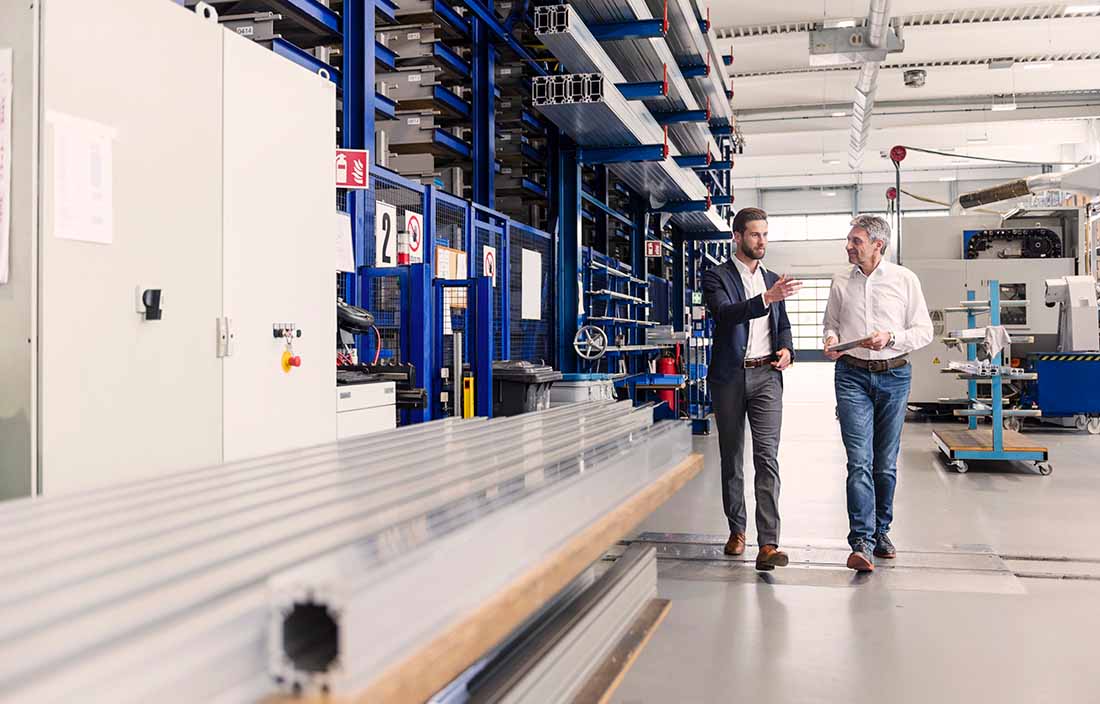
[713,2,1100,191]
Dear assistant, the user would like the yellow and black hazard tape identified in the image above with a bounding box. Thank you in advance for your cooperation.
[1034,354,1100,361]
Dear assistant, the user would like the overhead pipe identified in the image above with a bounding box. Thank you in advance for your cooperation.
[847,0,892,169]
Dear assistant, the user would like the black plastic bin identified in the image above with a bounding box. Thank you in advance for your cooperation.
[492,361,563,417]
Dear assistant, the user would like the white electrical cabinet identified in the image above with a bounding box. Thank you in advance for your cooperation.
[0,0,336,497]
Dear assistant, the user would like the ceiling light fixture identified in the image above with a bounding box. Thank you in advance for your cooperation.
[938,176,957,182]
[967,136,990,144]
[831,111,847,117]
[991,102,1018,112]
[830,19,858,27]
[823,159,842,165]
[823,190,838,196]
[1065,5,1100,15]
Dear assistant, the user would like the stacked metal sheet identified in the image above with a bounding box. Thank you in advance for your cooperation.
[0,403,693,702]
[376,15,473,192]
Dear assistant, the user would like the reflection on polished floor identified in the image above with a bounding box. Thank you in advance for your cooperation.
[613,363,1100,704]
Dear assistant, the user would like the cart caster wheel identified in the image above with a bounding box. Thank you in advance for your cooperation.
[1088,418,1100,435]
[953,460,969,474]
[1004,417,1022,433]
[1037,462,1053,476]
[1075,414,1089,431]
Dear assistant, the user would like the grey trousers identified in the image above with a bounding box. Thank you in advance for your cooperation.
[711,366,783,546]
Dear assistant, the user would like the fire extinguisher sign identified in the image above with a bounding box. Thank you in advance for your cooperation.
[335,149,369,189]
[645,240,663,257]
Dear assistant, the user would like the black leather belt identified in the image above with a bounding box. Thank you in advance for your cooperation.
[841,354,909,373]
[743,355,776,369]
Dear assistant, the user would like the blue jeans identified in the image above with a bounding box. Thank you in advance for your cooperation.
[835,360,912,549]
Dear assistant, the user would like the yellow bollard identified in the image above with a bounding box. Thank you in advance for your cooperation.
[463,375,475,418]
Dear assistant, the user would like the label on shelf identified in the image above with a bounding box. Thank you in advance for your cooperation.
[408,73,422,82]
[407,32,421,40]
[407,116,421,126]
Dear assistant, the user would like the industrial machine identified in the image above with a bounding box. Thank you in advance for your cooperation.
[906,210,1083,409]
[0,0,336,498]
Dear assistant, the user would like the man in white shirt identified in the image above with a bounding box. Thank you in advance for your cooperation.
[823,214,934,572]
[702,208,801,571]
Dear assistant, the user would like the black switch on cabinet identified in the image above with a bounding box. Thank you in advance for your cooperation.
[142,289,163,321]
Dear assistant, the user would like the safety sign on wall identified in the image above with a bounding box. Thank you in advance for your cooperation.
[335,148,369,189]
[483,244,497,287]
[402,211,424,264]
[645,240,662,257]
[375,202,398,268]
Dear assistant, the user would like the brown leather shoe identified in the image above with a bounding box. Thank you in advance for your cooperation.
[755,544,789,571]
[724,532,746,556]
[846,550,875,573]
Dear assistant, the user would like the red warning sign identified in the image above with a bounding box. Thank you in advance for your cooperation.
[335,149,369,189]
[645,240,663,257]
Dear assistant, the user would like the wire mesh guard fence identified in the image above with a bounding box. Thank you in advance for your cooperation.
[441,285,469,416]
[472,210,506,361]
[508,224,553,364]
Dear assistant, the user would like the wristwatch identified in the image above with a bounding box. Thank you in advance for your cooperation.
[887,332,896,349]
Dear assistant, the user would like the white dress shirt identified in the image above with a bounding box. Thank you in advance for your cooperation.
[822,260,934,360]
[732,256,773,359]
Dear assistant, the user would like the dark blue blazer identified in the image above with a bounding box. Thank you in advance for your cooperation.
[701,260,794,385]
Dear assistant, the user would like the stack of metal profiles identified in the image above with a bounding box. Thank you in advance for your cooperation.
[0,403,697,703]
[561,0,720,159]
[645,0,733,126]
[533,6,727,233]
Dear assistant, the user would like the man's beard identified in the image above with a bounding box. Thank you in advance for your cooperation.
[740,240,765,260]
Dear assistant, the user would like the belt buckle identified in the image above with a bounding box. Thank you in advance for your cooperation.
[868,359,888,373]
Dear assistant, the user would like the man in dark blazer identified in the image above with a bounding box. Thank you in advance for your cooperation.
[702,207,801,571]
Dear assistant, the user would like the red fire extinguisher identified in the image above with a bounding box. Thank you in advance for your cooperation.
[657,351,678,412]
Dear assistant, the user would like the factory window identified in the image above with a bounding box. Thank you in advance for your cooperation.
[766,214,852,242]
[786,277,832,351]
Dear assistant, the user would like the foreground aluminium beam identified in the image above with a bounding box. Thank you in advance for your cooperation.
[0,404,701,703]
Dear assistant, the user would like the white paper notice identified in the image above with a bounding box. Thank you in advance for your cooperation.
[336,211,355,273]
[0,48,12,284]
[521,248,542,320]
[48,111,116,245]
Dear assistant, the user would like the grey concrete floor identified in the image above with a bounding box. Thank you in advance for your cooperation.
[613,363,1100,704]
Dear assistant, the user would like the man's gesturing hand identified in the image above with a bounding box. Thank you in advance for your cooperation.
[763,275,802,305]
[823,335,843,361]
[772,348,792,371]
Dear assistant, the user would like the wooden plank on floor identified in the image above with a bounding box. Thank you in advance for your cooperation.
[279,452,704,704]
[572,598,672,704]
[933,427,1047,453]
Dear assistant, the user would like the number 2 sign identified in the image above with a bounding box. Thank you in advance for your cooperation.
[375,202,397,268]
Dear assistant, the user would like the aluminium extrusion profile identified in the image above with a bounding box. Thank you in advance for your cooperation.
[263,422,692,697]
[641,0,733,123]
[0,404,675,702]
[458,544,660,702]
[537,3,719,162]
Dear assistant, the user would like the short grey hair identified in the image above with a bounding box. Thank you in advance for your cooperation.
[850,214,891,253]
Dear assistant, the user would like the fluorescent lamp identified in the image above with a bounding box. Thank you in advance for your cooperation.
[938,176,957,182]
[831,111,847,117]
[991,102,1018,112]
[967,136,990,144]
[823,159,842,165]
[823,190,838,196]
[1065,5,1100,14]
[827,19,858,27]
